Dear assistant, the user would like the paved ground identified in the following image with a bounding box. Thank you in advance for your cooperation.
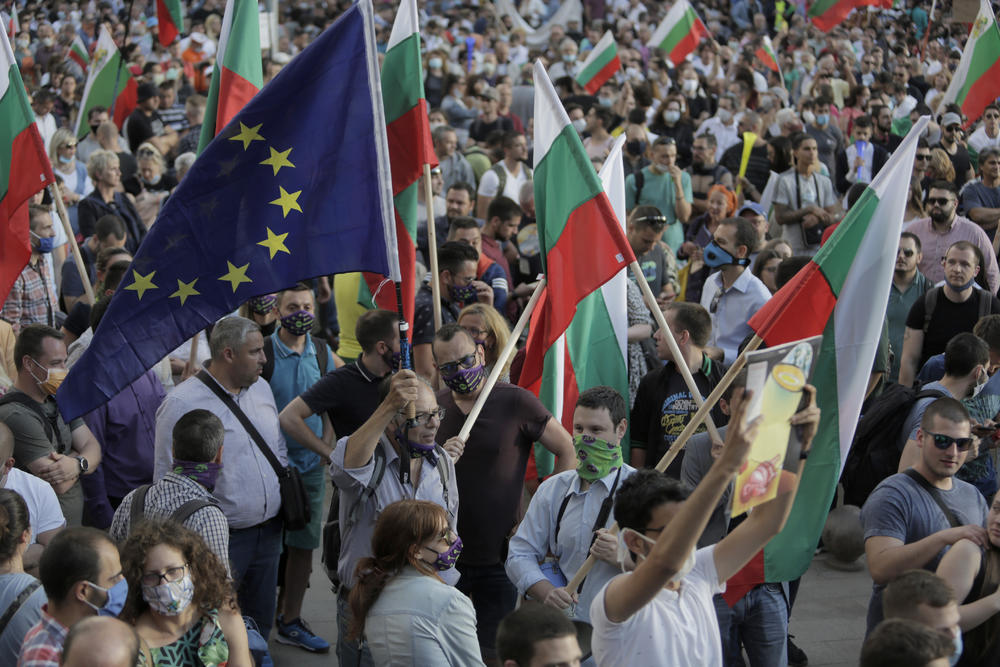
[267,538,873,666]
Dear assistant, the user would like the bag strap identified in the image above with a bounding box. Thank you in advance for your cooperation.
[902,468,962,528]
[195,370,283,478]
[347,443,387,528]
[170,497,219,524]
[314,336,329,376]
[923,286,941,336]
[0,580,41,636]
[130,484,152,530]
[0,392,61,450]
[978,288,991,320]
[435,447,451,518]
[635,169,645,203]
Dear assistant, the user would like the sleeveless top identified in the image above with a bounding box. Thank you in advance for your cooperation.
[141,610,229,667]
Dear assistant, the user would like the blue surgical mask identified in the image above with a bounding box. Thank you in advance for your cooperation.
[85,578,128,617]
[949,276,977,292]
[428,57,443,69]
[665,110,681,124]
[30,231,54,254]
[950,631,962,666]
[816,113,829,126]
[703,240,749,269]
[58,154,73,164]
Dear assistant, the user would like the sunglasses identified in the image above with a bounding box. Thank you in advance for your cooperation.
[926,197,953,206]
[985,114,1000,120]
[926,431,974,451]
[897,248,915,257]
[438,353,477,375]
[710,290,723,314]
[915,154,931,162]
[946,125,961,132]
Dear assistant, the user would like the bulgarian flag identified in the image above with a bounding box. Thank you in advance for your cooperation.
[156,0,185,47]
[68,35,90,70]
[360,0,438,339]
[724,117,928,604]
[75,25,137,139]
[4,6,16,39]
[575,31,621,94]
[756,35,779,72]
[197,0,263,154]
[939,0,1000,128]
[518,62,635,476]
[647,0,710,66]
[808,0,892,32]
[0,27,56,301]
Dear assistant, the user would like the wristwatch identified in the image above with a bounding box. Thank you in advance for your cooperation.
[74,456,89,474]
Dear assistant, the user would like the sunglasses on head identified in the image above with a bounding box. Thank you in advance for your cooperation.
[925,431,974,451]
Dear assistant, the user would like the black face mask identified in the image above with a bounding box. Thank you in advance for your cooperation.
[626,139,647,156]
[259,320,277,337]
[90,124,101,135]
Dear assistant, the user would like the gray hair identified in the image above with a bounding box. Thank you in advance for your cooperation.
[175,152,197,181]
[172,409,224,462]
[209,316,260,359]
[87,149,119,181]
[432,125,457,144]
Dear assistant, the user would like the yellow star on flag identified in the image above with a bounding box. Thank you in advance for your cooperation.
[269,186,303,218]
[124,270,158,300]
[260,147,295,175]
[219,261,253,292]
[169,278,201,305]
[229,122,265,150]
[258,227,291,259]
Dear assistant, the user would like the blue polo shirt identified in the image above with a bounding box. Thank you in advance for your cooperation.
[269,332,335,472]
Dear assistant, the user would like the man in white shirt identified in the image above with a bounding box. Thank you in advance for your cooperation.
[969,104,1000,157]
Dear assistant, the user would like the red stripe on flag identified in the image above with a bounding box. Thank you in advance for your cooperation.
[558,340,581,428]
[756,47,778,72]
[362,208,416,341]
[667,19,709,65]
[723,550,765,606]
[156,0,179,46]
[962,56,1000,128]
[810,0,881,31]
[583,56,621,94]
[385,100,439,197]
[112,79,138,129]
[216,67,259,135]
[69,51,87,69]
[748,261,835,346]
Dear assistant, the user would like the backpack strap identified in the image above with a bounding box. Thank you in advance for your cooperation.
[130,484,152,529]
[435,447,451,517]
[0,580,41,636]
[346,444,387,529]
[169,497,220,524]
[635,170,645,203]
[902,468,961,528]
[977,288,991,320]
[0,392,61,451]
[491,163,507,199]
[312,335,329,376]
[923,286,941,336]
[262,337,275,382]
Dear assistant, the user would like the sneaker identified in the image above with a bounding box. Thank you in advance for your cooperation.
[787,634,808,667]
[276,615,331,653]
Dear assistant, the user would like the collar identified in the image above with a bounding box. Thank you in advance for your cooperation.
[715,267,752,292]
[569,465,624,494]
[664,353,712,378]
[271,332,315,359]
[355,358,383,383]
[379,434,440,472]
[163,470,212,495]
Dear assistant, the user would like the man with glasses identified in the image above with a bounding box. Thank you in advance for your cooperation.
[960,148,1000,237]
[887,233,931,383]
[968,104,1000,157]
[432,323,574,663]
[935,112,975,189]
[862,392,989,633]
[627,136,694,254]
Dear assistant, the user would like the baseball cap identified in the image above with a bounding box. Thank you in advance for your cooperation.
[738,201,767,217]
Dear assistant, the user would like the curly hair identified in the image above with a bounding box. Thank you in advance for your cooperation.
[120,520,236,622]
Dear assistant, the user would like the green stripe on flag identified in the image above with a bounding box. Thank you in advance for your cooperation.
[813,187,880,295]
[577,46,617,84]
[658,9,699,52]
[952,25,1000,106]
[381,33,424,125]
[394,178,419,243]
[76,52,129,139]
[808,0,842,17]
[0,66,35,201]
[534,126,605,263]
[221,0,261,76]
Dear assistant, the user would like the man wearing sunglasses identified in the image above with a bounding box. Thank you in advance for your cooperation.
[887,233,930,383]
[861,396,989,634]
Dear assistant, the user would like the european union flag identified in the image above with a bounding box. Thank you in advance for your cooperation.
[58,0,397,420]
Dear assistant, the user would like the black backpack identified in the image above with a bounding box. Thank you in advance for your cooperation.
[840,385,945,507]
[128,483,220,533]
[0,391,68,453]
[261,335,329,382]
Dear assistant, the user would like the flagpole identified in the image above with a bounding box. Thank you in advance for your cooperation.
[183,332,200,379]
[423,164,443,331]
[628,260,721,442]
[48,182,95,304]
[457,277,546,441]
[563,333,762,592]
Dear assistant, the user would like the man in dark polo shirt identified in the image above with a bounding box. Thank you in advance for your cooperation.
[630,302,726,477]
[431,323,575,663]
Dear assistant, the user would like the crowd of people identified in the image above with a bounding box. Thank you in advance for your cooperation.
[3,0,1000,664]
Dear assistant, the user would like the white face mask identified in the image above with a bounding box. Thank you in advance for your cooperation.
[571,118,586,134]
[616,528,696,583]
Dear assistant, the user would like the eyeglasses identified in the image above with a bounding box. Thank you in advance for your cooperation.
[138,148,158,157]
[985,114,1000,120]
[61,142,77,149]
[462,326,489,339]
[925,431,974,452]
[140,564,188,587]
[437,353,477,375]
[926,197,953,206]
[410,407,446,426]
[897,248,915,257]
[914,154,931,162]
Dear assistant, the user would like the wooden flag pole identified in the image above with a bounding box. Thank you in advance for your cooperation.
[48,182,95,304]
[628,261,721,443]
[563,334,763,591]
[424,164,443,332]
[457,277,546,442]
[183,332,200,379]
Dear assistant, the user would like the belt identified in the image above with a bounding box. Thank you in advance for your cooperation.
[229,514,282,533]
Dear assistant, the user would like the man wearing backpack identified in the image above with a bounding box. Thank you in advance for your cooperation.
[263,283,336,654]
[476,130,531,219]
[109,409,229,574]
[861,397,988,635]
[898,241,1000,388]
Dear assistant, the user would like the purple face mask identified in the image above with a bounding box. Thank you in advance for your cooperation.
[449,283,477,305]
[441,363,486,394]
[280,309,315,336]
[396,428,436,459]
[172,459,222,491]
[424,536,463,571]
[246,294,277,315]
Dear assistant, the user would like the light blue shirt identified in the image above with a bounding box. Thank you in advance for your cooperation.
[700,269,772,365]
[154,371,286,529]
[505,466,635,623]
[366,566,485,667]
[269,333,334,473]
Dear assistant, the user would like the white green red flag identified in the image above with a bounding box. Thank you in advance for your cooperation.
[575,31,620,94]
[0,27,56,301]
[156,0,185,47]
[75,25,137,139]
[518,62,636,477]
[68,35,90,69]
[940,0,1000,127]
[3,6,17,39]
[647,0,710,66]
[756,35,779,72]
[197,0,263,153]
[724,117,928,603]
[360,0,438,337]
[807,0,892,32]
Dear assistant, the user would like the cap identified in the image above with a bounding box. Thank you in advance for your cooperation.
[738,201,767,217]
[136,82,158,102]
[941,112,962,128]
[480,88,498,101]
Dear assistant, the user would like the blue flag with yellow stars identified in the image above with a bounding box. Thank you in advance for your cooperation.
[58,0,397,420]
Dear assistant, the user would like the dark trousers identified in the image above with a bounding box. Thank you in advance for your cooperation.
[229,516,283,641]
[456,562,517,659]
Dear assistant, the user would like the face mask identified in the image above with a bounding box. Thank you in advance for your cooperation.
[90,123,101,135]
[152,73,165,85]
[949,275,977,292]
[395,424,437,459]
[574,434,622,481]
[424,536,463,571]
[246,294,277,315]
[665,110,681,124]
[84,578,128,617]
[29,359,67,396]
[615,529,696,582]
[482,62,496,75]
[441,362,486,394]
[280,309,315,336]
[428,57,443,69]
[717,108,733,124]
[449,282,477,305]
[381,345,402,371]
[30,231,54,254]
[58,154,73,164]
[802,110,816,125]
[682,78,699,93]
[562,53,576,63]
[949,632,963,666]
[626,139,646,155]
[816,113,829,126]
[141,172,162,186]
[142,573,195,616]
[572,118,586,134]
[598,97,614,108]
[704,240,750,269]
[165,67,179,80]
[172,459,221,491]
[16,39,29,49]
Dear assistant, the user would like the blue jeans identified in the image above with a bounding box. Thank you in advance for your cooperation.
[456,562,517,659]
[229,516,283,642]
[721,583,789,667]
[336,592,374,667]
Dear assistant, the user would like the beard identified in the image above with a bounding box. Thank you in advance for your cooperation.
[929,208,951,225]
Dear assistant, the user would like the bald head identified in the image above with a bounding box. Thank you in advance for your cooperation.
[60,617,140,667]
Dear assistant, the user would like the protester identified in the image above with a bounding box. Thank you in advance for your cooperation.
[1,205,59,334]
[882,570,962,663]
[0,488,46,664]
[495,601,584,667]
[860,618,954,667]
[59,616,141,667]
